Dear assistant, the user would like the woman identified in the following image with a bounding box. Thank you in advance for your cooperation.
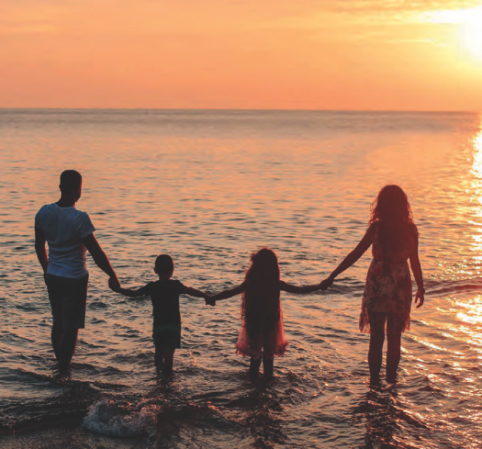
[322,185,424,384]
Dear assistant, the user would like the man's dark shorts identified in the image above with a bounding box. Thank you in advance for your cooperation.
[45,274,89,329]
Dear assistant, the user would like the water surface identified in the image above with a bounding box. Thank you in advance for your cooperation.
[1,109,481,448]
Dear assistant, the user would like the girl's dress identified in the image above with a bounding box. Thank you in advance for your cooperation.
[235,288,288,358]
[359,222,416,333]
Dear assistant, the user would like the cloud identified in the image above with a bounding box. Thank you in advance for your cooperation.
[323,0,482,13]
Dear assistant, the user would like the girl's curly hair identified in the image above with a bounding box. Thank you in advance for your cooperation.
[369,185,417,257]
[370,185,414,225]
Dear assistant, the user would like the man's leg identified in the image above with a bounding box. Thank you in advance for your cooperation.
[58,328,79,370]
[47,274,87,371]
[51,324,62,362]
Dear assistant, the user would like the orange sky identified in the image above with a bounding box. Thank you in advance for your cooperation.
[1,0,482,110]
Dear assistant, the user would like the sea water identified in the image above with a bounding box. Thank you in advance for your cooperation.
[0,109,481,448]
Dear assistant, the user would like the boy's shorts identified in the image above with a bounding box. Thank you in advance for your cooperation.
[45,273,89,329]
[153,324,181,349]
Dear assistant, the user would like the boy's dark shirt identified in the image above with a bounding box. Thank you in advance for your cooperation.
[139,279,184,326]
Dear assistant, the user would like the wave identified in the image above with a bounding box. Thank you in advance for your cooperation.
[82,399,159,437]
[324,277,482,297]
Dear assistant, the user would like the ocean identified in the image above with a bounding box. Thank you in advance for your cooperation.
[0,109,481,448]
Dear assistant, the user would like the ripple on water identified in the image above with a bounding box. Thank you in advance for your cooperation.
[2,110,482,447]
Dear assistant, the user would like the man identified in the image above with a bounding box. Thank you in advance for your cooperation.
[35,170,120,371]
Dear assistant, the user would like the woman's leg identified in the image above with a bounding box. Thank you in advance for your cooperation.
[249,357,262,380]
[263,357,274,379]
[368,313,386,385]
[386,314,403,383]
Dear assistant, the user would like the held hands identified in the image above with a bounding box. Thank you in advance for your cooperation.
[108,276,121,293]
[320,275,335,291]
[414,288,425,308]
[204,294,216,307]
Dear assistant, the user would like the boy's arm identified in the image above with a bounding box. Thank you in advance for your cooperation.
[183,286,209,299]
[108,278,147,298]
[211,283,245,302]
[279,280,321,294]
[116,288,147,298]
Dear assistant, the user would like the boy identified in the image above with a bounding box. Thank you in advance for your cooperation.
[109,254,210,374]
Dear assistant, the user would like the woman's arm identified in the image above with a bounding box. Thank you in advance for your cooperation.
[322,228,372,288]
[210,283,246,302]
[279,280,321,294]
[409,233,424,308]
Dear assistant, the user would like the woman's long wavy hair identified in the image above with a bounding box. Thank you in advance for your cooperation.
[242,248,281,332]
[369,185,417,255]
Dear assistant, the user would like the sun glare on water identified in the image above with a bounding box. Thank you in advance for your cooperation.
[425,6,482,62]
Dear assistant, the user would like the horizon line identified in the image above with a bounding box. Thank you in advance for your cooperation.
[0,107,479,114]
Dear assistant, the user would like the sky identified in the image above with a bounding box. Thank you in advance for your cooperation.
[1,0,482,111]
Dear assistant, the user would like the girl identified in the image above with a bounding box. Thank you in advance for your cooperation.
[321,185,424,385]
[211,248,322,380]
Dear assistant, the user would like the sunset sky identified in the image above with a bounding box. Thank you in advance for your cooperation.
[2,0,482,111]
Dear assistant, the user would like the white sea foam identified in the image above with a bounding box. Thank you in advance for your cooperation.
[82,399,159,437]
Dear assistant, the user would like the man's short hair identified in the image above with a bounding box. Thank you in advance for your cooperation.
[60,170,82,193]
[155,254,174,275]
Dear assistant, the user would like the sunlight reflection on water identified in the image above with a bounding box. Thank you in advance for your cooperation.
[1,110,482,447]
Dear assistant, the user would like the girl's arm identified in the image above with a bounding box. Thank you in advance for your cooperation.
[279,280,321,294]
[108,278,147,298]
[409,232,425,308]
[322,228,372,288]
[210,282,246,302]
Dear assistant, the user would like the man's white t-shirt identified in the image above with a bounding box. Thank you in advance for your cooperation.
[35,203,95,279]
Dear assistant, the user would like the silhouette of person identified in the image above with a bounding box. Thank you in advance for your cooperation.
[109,254,211,375]
[35,170,120,371]
[321,185,424,385]
[211,248,323,380]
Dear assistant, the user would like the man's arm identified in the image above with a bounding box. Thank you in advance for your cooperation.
[82,233,120,288]
[34,227,49,274]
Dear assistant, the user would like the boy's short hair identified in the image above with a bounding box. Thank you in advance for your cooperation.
[155,254,174,275]
[60,170,82,193]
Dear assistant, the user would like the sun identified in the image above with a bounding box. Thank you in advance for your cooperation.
[425,6,482,63]
[463,15,482,61]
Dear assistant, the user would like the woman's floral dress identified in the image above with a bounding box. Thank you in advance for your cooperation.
[359,222,417,333]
